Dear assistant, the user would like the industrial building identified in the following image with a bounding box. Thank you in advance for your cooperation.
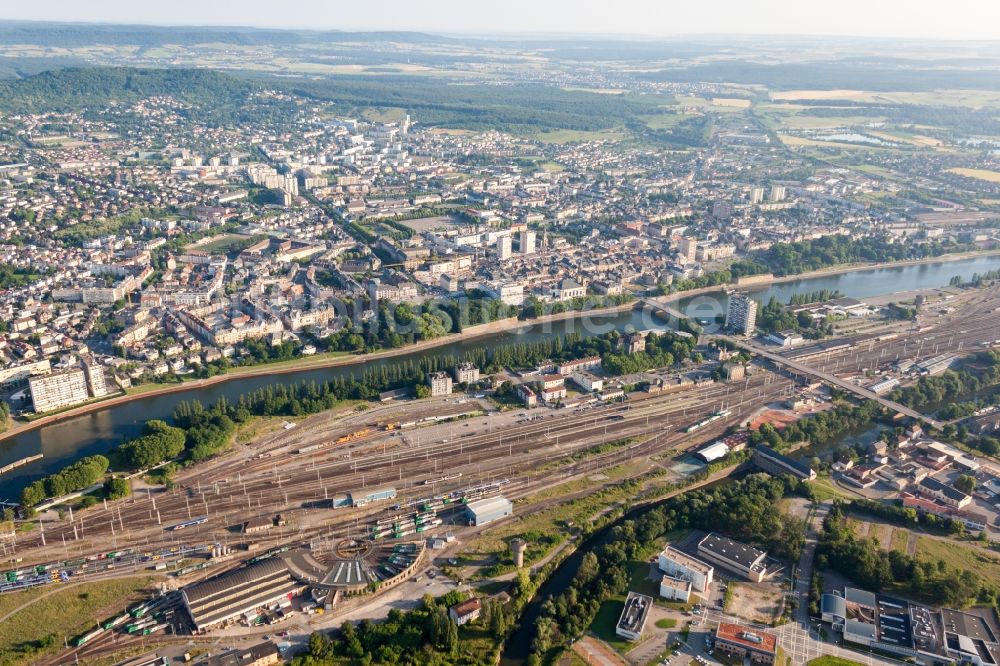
[697,533,770,582]
[350,487,397,507]
[616,592,652,641]
[657,545,714,593]
[464,496,512,526]
[714,623,777,665]
[725,292,758,336]
[182,559,302,632]
[915,354,956,376]
[695,441,730,463]
[753,444,817,480]
[197,641,281,666]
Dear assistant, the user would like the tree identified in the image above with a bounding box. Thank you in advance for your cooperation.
[104,477,130,500]
[954,474,976,495]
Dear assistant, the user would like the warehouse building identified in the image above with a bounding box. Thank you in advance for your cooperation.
[349,487,397,507]
[182,559,302,632]
[197,641,281,666]
[714,623,777,665]
[697,533,770,582]
[657,545,714,593]
[753,444,816,481]
[464,496,513,526]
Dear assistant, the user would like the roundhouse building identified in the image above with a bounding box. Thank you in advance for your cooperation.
[182,559,303,632]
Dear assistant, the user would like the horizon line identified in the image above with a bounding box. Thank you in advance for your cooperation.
[0,17,997,43]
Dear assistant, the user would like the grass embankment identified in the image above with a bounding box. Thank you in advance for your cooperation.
[0,576,154,665]
[806,657,865,666]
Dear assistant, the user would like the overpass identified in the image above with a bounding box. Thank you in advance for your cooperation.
[715,334,943,429]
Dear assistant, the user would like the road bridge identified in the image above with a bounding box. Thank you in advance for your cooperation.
[716,334,942,429]
[635,297,690,321]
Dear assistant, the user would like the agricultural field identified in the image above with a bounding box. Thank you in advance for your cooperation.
[947,167,1000,183]
[675,96,750,113]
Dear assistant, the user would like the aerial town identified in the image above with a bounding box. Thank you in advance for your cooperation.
[0,12,999,666]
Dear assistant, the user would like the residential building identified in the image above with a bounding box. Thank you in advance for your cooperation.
[726,292,758,336]
[428,371,453,397]
[496,235,512,260]
[82,357,109,398]
[449,598,482,626]
[453,363,480,385]
[519,230,536,254]
[29,368,89,413]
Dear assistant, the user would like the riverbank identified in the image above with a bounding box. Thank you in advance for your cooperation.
[4,247,1000,446]
[0,301,634,445]
[654,247,1000,305]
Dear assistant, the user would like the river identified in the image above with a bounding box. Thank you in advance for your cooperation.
[2,253,999,500]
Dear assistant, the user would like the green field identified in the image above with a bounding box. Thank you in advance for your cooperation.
[590,599,633,652]
[0,577,154,665]
[890,528,909,553]
[916,536,1000,580]
[641,113,689,130]
[185,233,254,254]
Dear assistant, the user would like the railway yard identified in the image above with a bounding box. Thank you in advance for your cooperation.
[6,284,1000,664]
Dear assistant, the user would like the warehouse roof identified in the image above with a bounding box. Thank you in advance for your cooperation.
[698,533,766,571]
[466,496,512,515]
[183,559,297,629]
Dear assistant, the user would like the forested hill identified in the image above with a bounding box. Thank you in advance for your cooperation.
[0,65,696,142]
[0,67,260,115]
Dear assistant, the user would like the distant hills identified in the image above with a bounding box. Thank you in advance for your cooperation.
[0,67,259,115]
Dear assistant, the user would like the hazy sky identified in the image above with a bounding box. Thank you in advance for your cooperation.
[3,0,1000,40]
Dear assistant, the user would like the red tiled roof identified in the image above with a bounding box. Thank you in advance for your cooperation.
[716,623,777,655]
